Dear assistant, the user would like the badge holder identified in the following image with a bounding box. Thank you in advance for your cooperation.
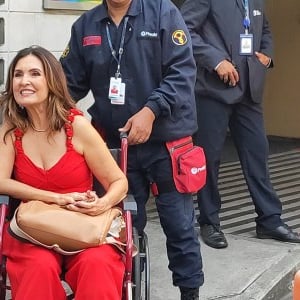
[109,77,126,105]
[106,17,129,105]
[111,82,126,105]
[109,77,121,98]
[240,2,253,56]
[239,33,253,55]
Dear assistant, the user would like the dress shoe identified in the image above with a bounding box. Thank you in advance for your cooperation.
[200,224,228,249]
[180,287,199,300]
[256,224,300,243]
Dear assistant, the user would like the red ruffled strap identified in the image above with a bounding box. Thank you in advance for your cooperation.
[65,108,84,150]
[14,128,24,153]
[67,108,84,122]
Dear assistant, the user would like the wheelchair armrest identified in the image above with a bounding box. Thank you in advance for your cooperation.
[0,195,9,257]
[123,194,137,215]
[0,195,9,205]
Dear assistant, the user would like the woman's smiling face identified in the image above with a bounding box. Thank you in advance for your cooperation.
[13,54,49,109]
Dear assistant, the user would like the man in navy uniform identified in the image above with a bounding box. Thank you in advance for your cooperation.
[181,0,300,249]
[61,0,203,298]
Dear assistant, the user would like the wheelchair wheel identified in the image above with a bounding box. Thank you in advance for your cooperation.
[132,227,142,300]
[132,228,151,300]
[140,232,150,300]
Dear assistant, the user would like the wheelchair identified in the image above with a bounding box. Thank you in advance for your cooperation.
[0,133,150,300]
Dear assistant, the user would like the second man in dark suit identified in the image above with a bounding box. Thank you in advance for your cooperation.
[181,0,300,249]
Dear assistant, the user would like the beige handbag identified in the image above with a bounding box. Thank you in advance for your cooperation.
[9,200,125,255]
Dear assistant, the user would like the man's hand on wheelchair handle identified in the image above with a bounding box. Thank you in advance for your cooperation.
[119,107,155,145]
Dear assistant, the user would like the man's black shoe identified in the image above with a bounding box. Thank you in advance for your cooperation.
[180,287,199,300]
[200,224,228,249]
[256,224,300,243]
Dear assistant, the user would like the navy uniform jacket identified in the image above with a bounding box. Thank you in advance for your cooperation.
[60,0,197,142]
[181,0,273,104]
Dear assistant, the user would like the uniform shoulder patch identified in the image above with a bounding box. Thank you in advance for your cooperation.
[172,30,187,46]
[61,45,70,59]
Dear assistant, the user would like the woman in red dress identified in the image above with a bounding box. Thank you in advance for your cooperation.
[0,45,128,300]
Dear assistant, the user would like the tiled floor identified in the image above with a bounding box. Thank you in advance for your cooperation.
[222,134,300,162]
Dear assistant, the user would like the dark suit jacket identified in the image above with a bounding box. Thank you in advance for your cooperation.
[181,0,273,103]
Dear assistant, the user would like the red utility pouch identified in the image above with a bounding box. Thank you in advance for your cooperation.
[166,136,206,194]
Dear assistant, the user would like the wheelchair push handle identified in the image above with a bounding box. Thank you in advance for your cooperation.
[119,131,128,140]
[120,132,128,175]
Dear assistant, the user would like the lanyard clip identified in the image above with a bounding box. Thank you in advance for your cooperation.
[243,18,250,34]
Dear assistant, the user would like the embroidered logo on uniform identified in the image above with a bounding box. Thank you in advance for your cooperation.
[61,45,70,59]
[83,36,102,46]
[253,10,262,16]
[140,31,158,38]
[172,30,187,46]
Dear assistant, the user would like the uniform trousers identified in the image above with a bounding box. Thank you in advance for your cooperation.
[3,224,125,300]
[194,95,283,230]
[126,142,204,288]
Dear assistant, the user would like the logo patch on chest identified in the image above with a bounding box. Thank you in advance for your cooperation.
[83,36,102,46]
[139,31,158,38]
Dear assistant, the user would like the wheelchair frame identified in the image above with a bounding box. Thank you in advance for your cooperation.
[0,133,150,300]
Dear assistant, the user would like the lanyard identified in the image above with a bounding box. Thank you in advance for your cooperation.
[106,16,129,79]
[243,0,251,33]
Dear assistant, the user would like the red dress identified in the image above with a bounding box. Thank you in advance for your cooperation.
[3,109,125,300]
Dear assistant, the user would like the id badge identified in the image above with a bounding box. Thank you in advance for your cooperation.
[109,77,121,99]
[240,33,253,55]
[111,82,126,105]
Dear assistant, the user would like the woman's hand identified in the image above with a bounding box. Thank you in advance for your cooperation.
[54,192,89,206]
[65,190,111,216]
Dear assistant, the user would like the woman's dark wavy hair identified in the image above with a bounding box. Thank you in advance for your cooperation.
[0,45,76,141]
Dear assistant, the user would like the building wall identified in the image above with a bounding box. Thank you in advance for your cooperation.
[0,0,93,116]
[0,0,83,87]
[264,0,300,138]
